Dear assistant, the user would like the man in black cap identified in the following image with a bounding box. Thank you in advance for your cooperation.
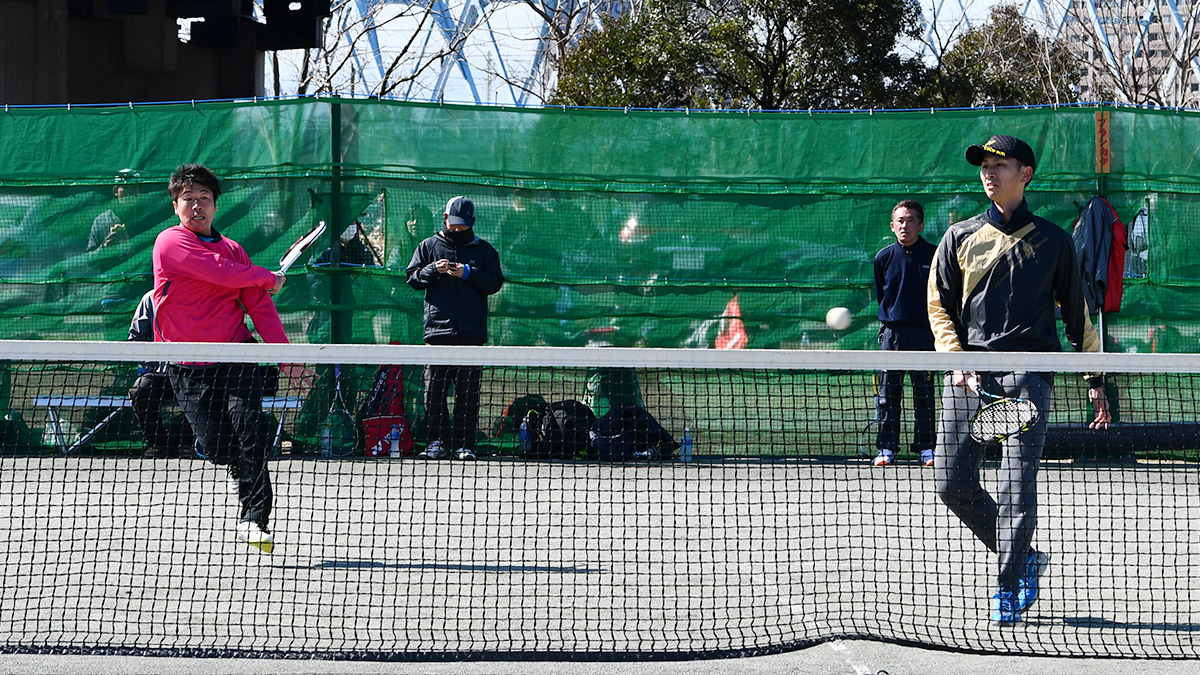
[927,134,1110,624]
[406,196,504,461]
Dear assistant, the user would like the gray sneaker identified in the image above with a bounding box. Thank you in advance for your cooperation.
[456,448,477,461]
[418,441,449,460]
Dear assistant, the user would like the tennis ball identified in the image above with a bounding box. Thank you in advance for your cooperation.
[826,307,853,331]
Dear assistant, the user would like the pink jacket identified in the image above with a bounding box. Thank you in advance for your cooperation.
[152,225,287,345]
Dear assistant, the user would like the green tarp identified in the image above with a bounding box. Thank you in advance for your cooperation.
[0,99,1194,352]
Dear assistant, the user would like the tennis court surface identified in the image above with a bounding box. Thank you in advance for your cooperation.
[2,343,1199,661]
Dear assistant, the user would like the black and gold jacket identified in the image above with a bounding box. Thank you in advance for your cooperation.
[927,200,1101,355]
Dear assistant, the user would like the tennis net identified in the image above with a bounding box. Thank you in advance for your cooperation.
[1,341,1198,659]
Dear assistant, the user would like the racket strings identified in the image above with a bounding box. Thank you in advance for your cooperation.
[972,399,1038,441]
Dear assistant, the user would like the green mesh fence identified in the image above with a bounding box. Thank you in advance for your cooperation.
[0,99,1194,352]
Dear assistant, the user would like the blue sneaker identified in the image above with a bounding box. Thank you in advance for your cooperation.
[871,449,895,466]
[1017,549,1050,612]
[991,590,1021,624]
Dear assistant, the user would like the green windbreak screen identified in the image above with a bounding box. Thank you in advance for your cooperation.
[0,99,1194,352]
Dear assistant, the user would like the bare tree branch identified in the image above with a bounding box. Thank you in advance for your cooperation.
[269,0,495,99]
[1062,1,1200,106]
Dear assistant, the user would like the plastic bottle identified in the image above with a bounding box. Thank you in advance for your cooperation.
[389,424,401,458]
[319,426,332,458]
[680,427,693,462]
[518,418,530,454]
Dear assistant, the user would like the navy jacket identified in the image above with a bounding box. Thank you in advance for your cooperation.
[406,229,504,344]
[875,237,936,329]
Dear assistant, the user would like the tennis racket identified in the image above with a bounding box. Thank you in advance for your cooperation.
[967,375,1040,444]
[320,364,359,458]
[353,221,385,266]
[279,220,327,274]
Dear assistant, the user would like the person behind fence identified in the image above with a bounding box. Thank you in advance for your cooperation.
[871,199,937,468]
[928,135,1111,624]
[127,289,193,459]
[89,168,141,252]
[153,163,310,554]
[406,196,504,461]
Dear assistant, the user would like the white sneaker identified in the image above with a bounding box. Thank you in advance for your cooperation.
[418,441,449,460]
[235,521,275,554]
[456,448,477,461]
[872,450,895,467]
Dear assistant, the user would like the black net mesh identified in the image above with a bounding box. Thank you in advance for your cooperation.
[1,344,1198,659]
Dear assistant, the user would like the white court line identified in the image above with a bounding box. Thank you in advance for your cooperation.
[827,640,885,675]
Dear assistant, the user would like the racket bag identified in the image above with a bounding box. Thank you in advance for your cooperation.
[494,393,549,438]
[358,363,414,457]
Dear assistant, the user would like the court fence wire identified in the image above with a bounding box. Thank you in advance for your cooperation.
[0,99,1198,354]
[2,341,1198,660]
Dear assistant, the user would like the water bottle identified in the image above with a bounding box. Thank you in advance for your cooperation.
[680,427,693,463]
[518,418,530,454]
[389,424,401,458]
[319,426,332,458]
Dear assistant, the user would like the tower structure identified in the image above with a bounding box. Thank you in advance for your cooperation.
[920,0,1200,107]
[288,0,633,105]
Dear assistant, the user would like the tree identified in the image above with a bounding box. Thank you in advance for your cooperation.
[552,0,930,110]
[925,5,1083,108]
[704,0,928,110]
[552,0,715,108]
[501,0,628,105]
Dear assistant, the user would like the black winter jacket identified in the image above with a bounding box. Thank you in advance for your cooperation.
[406,229,504,344]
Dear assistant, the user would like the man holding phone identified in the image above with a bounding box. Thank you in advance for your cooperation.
[406,196,504,461]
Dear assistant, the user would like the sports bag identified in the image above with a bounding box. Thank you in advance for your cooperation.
[591,405,679,461]
[526,399,595,460]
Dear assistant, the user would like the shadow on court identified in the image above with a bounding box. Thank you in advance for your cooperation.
[1064,617,1200,631]
[301,561,603,573]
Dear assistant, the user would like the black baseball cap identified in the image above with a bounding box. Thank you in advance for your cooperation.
[445,196,475,227]
[965,135,1036,172]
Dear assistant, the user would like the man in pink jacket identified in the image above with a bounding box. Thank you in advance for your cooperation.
[153,163,299,553]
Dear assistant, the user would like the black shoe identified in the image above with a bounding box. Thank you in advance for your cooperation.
[143,447,168,459]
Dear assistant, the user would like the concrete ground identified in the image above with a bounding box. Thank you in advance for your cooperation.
[4,640,1197,675]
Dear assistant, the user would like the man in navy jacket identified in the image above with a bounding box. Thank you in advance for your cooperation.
[872,199,938,468]
[406,196,504,460]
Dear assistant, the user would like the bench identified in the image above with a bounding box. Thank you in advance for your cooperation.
[34,395,304,456]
